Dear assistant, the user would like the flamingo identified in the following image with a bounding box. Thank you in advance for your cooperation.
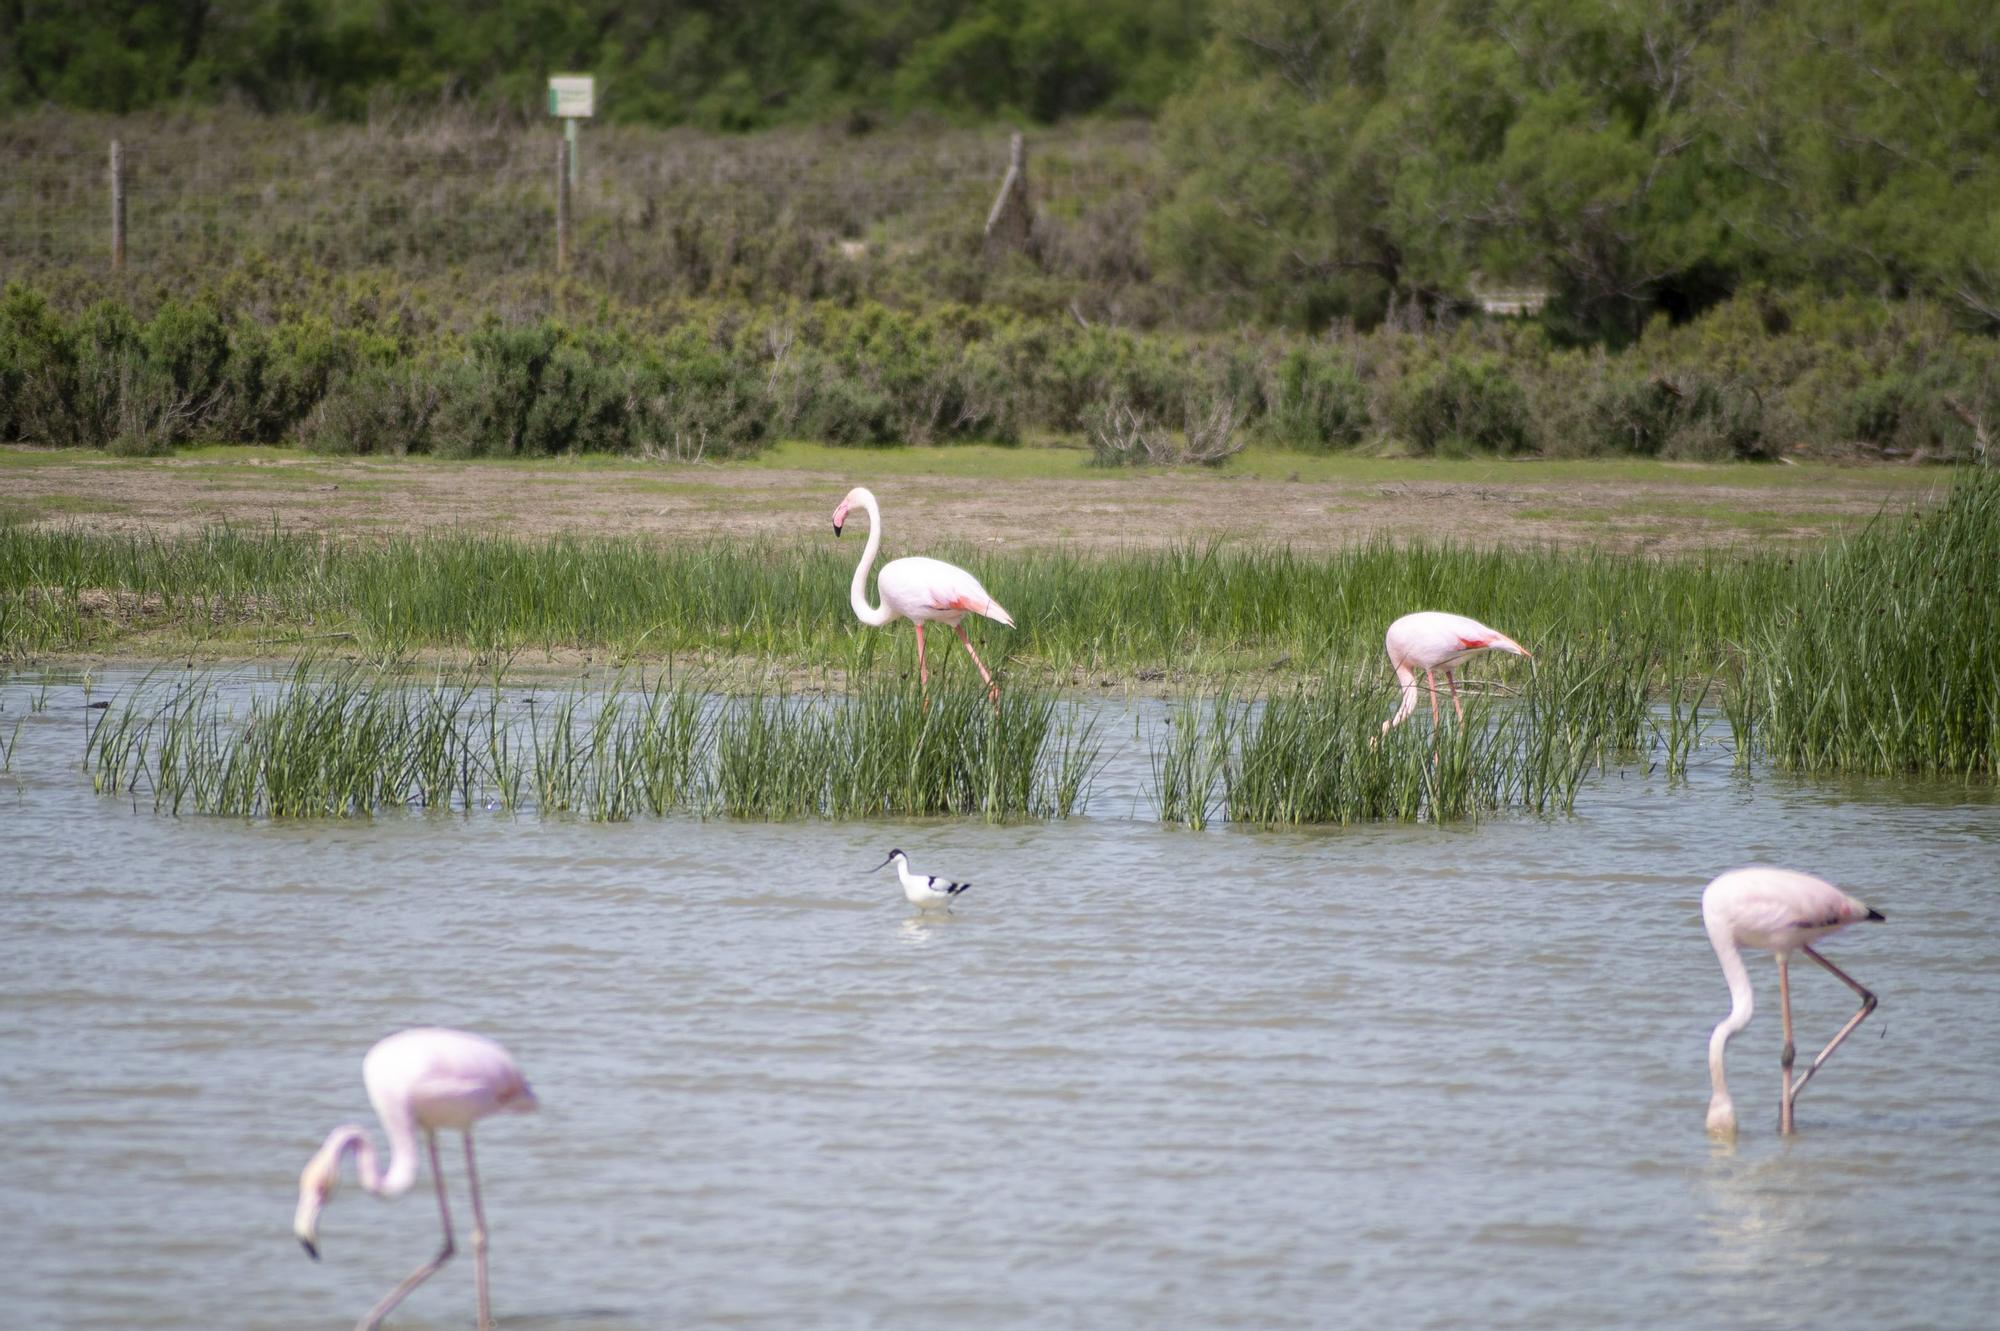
[1380,611,1531,732]
[1702,867,1885,1137]
[293,1028,537,1331]
[872,847,972,911]
[833,485,1015,703]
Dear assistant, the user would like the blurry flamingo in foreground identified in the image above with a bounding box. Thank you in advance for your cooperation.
[1702,867,1884,1137]
[294,1028,537,1331]
[1380,611,1531,732]
[834,485,1015,703]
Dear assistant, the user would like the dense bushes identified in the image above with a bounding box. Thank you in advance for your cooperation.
[2,279,1995,462]
[1155,0,2000,338]
[1389,358,1531,457]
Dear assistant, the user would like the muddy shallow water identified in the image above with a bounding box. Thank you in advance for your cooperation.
[2,667,1997,1330]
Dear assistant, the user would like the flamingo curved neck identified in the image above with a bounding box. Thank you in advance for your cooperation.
[326,1109,421,1198]
[847,489,898,628]
[1706,923,1755,1132]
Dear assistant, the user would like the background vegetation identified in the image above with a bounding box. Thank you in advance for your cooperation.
[6,1,1997,342]
[2,275,1992,462]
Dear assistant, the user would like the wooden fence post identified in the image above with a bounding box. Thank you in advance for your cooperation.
[983,132,1032,257]
[110,140,126,271]
[556,137,571,273]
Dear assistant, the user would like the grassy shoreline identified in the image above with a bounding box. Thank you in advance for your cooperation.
[0,465,1990,780]
[15,466,1993,827]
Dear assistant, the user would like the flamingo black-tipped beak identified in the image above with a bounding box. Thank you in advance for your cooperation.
[300,1238,319,1262]
[833,521,844,536]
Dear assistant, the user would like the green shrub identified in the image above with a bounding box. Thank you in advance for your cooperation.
[1262,345,1370,451]
[1391,357,1531,455]
[630,328,776,459]
[215,318,353,443]
[302,364,440,456]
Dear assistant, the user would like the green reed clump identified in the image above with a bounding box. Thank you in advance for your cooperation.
[720,677,1097,820]
[1750,466,2000,776]
[85,664,1093,821]
[1156,640,1710,826]
[1216,682,1538,826]
[1150,688,1237,830]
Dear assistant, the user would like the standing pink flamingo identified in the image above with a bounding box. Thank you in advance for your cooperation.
[294,1028,537,1331]
[1702,867,1885,1137]
[833,485,1015,703]
[1380,611,1531,732]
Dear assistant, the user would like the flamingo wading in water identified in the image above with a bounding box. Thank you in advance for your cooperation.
[1380,611,1531,732]
[833,485,1015,702]
[1702,867,1885,1137]
[293,1028,537,1331]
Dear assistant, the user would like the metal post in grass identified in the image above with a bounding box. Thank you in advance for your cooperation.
[556,138,571,273]
[109,140,126,271]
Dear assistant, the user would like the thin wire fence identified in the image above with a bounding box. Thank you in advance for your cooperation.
[0,112,1160,295]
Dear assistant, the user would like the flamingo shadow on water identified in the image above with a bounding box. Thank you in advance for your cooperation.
[833,485,1014,709]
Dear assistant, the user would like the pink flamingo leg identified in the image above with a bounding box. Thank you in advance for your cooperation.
[465,1131,493,1331]
[359,1133,455,1331]
[1425,670,1441,726]
[1386,661,1418,731]
[913,623,929,689]
[1445,667,1464,721]
[1777,953,1797,1134]
[1785,944,1879,1113]
[954,621,1002,706]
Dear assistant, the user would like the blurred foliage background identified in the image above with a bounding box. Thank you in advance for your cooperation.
[2,1,1995,459]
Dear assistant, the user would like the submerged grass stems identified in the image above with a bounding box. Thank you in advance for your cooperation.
[85,664,1097,822]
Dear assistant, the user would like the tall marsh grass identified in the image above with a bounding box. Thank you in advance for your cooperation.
[1743,467,2000,776]
[84,664,1098,821]
[1149,642,1677,827]
[1,522,1786,674]
[20,470,2000,784]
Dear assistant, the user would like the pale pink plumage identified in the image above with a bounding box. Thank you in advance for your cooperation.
[1381,610,1531,731]
[294,1028,536,1331]
[833,485,1014,701]
[1702,867,1884,1137]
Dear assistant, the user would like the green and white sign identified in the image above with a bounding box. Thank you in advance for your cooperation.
[548,75,595,118]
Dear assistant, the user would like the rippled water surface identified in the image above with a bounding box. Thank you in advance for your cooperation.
[3,668,1998,1331]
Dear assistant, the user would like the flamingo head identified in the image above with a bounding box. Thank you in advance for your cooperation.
[832,487,868,537]
[292,1140,343,1261]
[870,848,907,873]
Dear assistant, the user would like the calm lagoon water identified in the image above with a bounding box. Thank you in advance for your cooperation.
[2,667,1997,1330]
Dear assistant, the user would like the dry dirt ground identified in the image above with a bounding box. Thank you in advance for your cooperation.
[0,447,1947,554]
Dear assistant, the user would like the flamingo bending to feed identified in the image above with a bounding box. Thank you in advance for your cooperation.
[1702,867,1884,1137]
[833,485,1014,702]
[1380,611,1531,732]
[294,1028,537,1331]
